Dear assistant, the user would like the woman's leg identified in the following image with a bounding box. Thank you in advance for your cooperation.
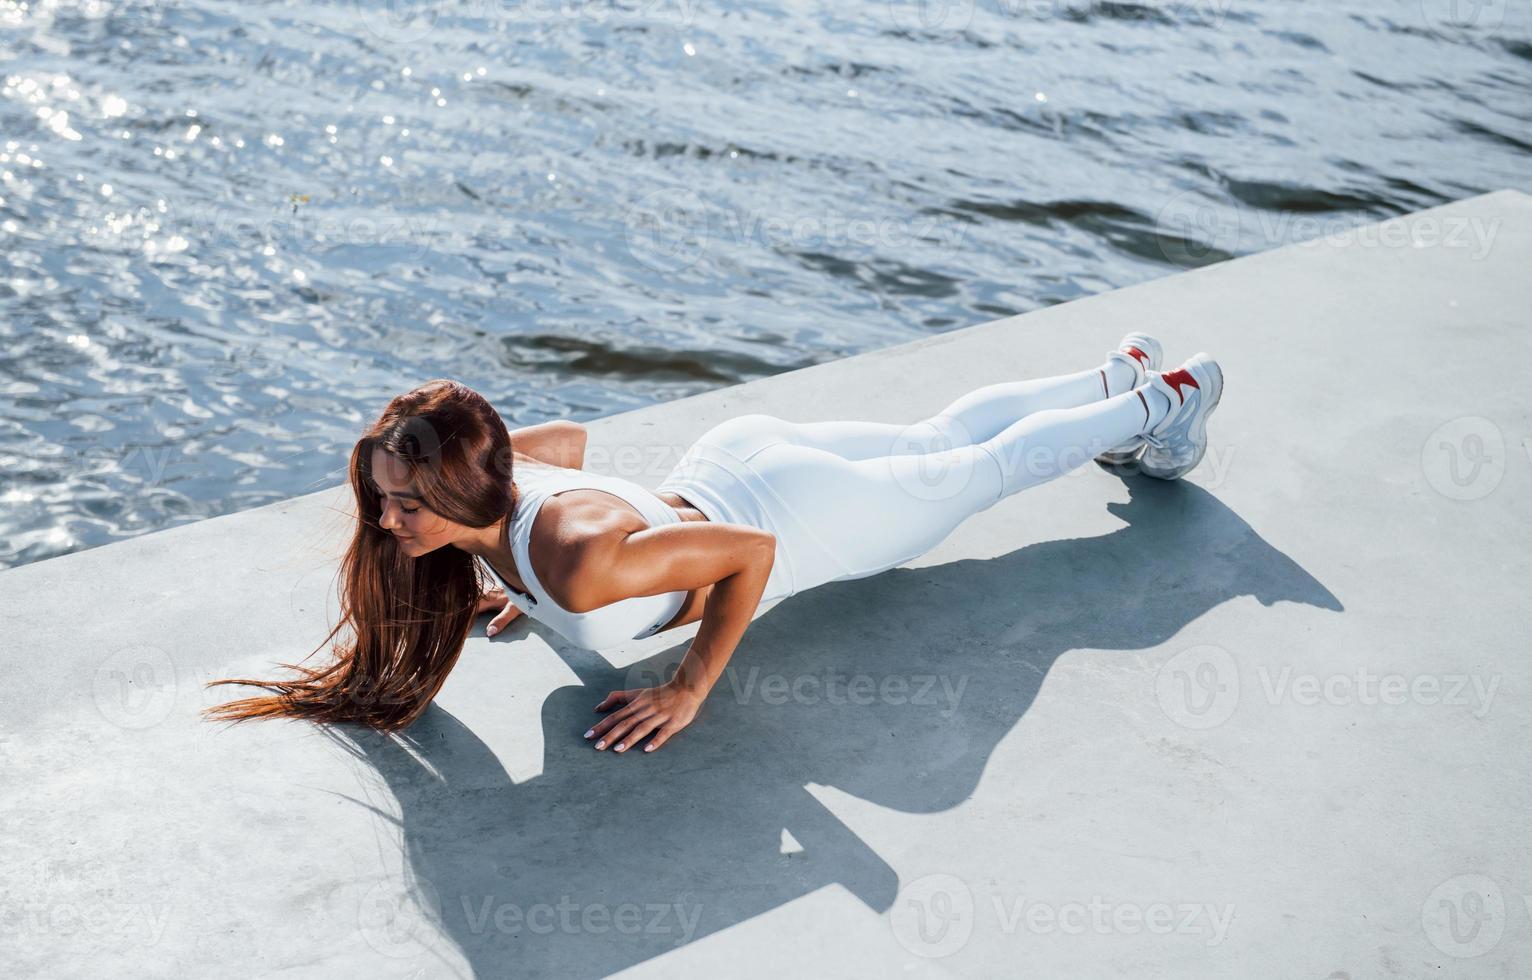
[729,357,1143,463]
[747,384,1170,590]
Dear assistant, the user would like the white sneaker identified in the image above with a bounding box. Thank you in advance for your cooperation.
[1095,332,1163,466]
[1138,353,1224,480]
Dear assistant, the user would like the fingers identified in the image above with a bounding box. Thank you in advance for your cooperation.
[594,711,657,752]
[614,717,666,754]
[641,724,677,753]
[586,706,629,741]
[485,601,523,637]
[585,690,686,754]
[593,689,633,712]
[584,693,636,746]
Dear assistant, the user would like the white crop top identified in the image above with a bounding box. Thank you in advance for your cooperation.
[477,460,689,649]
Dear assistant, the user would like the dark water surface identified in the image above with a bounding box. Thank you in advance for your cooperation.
[2,0,1528,567]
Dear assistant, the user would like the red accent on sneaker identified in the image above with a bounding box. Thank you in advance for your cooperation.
[1136,389,1149,427]
[1159,367,1201,404]
[1124,345,1151,370]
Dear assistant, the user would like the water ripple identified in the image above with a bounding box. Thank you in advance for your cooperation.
[1,0,1529,567]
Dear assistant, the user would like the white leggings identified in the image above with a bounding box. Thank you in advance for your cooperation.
[656,360,1155,603]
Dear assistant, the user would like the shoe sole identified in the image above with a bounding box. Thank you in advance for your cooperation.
[1140,353,1224,480]
[1095,444,1144,468]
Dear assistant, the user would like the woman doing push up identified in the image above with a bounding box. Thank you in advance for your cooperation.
[205,334,1223,754]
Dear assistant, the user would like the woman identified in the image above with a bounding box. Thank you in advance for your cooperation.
[204,334,1223,754]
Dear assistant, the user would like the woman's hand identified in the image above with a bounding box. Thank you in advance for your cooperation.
[477,588,524,636]
[586,680,703,754]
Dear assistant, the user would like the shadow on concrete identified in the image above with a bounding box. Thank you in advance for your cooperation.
[325,476,1341,977]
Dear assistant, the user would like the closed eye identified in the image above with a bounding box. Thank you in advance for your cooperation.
[376,490,420,514]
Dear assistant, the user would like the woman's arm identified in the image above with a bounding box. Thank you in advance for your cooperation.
[476,420,583,626]
[507,419,587,470]
[570,520,777,753]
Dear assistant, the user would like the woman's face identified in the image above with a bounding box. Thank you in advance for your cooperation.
[370,447,458,557]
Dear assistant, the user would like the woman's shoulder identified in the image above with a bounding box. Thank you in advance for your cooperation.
[516,463,641,565]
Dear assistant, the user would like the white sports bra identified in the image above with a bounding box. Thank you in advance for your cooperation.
[477,460,690,649]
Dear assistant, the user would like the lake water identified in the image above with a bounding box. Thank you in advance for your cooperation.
[2,0,1529,568]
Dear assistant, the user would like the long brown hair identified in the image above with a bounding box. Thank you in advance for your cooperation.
[203,379,519,732]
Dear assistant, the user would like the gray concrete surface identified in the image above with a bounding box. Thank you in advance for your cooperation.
[3,190,1530,978]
